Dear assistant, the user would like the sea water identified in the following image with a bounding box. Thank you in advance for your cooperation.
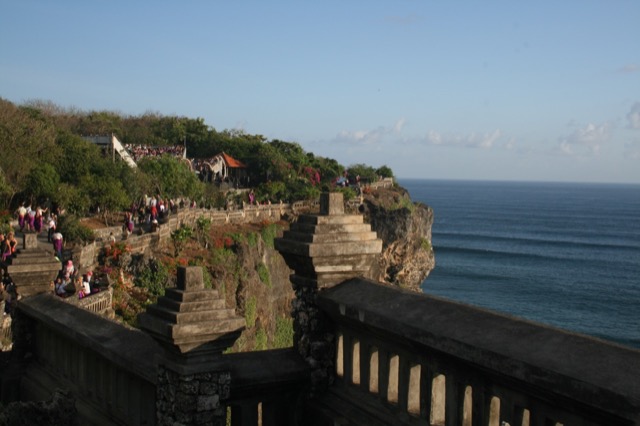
[399,179,640,349]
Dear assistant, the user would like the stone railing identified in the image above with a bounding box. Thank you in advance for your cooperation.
[316,278,640,426]
[61,287,113,317]
[13,289,309,425]
[15,293,159,425]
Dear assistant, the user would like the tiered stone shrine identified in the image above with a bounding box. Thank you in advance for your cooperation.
[7,233,61,296]
[139,266,245,425]
[275,192,382,393]
[139,266,245,362]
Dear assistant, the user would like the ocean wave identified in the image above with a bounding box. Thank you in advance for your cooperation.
[434,231,640,251]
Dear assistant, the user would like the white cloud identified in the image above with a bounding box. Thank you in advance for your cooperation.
[558,122,610,156]
[333,119,406,146]
[627,102,640,129]
[423,129,502,149]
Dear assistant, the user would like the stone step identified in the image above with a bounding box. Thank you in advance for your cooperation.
[147,305,238,324]
[282,230,378,244]
[297,214,363,225]
[292,223,373,235]
[8,263,60,274]
[163,288,219,303]
[275,239,382,257]
[158,296,226,312]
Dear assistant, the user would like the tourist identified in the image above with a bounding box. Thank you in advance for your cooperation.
[79,275,91,298]
[46,214,56,242]
[63,260,76,281]
[7,232,16,256]
[0,234,9,262]
[26,206,36,232]
[76,276,86,299]
[54,277,67,297]
[16,203,27,232]
[52,231,63,260]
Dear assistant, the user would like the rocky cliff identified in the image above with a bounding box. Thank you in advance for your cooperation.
[360,186,435,292]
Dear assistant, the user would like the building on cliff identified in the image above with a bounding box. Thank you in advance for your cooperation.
[2,193,639,425]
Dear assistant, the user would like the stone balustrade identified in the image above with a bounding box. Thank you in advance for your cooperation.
[314,277,640,426]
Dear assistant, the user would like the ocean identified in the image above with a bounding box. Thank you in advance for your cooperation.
[399,179,640,349]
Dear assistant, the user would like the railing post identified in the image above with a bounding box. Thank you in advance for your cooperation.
[275,192,382,395]
[139,266,245,425]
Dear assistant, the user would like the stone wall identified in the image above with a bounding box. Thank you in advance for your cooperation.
[77,204,292,272]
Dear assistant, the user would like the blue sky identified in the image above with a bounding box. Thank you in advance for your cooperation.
[2,1,639,183]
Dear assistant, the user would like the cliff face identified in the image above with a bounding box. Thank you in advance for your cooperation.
[360,186,435,292]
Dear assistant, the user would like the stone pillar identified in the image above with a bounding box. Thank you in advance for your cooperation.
[139,266,245,425]
[275,192,382,394]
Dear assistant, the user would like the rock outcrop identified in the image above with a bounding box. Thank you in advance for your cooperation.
[360,186,435,291]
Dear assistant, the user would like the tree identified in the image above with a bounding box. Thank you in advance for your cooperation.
[0,98,58,206]
[347,163,377,183]
[79,175,130,225]
[137,155,204,201]
[23,163,60,204]
[376,165,394,179]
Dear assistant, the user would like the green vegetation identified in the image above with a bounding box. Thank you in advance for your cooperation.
[171,225,194,256]
[274,316,294,348]
[420,237,432,252]
[56,214,95,244]
[257,262,271,288]
[260,223,279,248]
[134,259,169,297]
[254,328,268,351]
[245,296,257,328]
[0,98,394,232]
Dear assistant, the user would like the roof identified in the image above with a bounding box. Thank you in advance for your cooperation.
[220,152,247,168]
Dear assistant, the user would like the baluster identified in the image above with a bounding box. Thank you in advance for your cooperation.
[378,349,391,404]
[430,372,446,426]
[387,354,400,405]
[358,338,373,392]
[398,354,410,411]
[336,332,344,379]
[343,333,354,386]
[420,361,435,421]
[407,363,422,417]
[368,345,380,394]
[444,374,464,426]
[352,338,361,385]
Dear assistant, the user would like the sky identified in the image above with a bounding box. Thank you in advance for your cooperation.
[1,1,639,184]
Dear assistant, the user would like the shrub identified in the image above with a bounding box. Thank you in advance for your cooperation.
[246,232,258,248]
[260,223,279,248]
[56,214,95,244]
[257,262,271,288]
[254,328,268,351]
[171,225,193,256]
[134,259,169,296]
[245,296,257,328]
[274,316,294,348]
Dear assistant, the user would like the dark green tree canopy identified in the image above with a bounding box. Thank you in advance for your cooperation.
[0,98,394,211]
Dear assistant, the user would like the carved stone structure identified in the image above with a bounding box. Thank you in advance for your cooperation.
[139,266,245,425]
[275,192,382,393]
[7,233,60,296]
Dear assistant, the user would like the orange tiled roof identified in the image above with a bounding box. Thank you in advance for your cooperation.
[220,152,247,168]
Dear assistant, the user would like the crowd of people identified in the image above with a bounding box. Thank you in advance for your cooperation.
[52,260,101,300]
[123,144,185,162]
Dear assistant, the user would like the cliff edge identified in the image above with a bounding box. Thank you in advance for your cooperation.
[360,186,435,292]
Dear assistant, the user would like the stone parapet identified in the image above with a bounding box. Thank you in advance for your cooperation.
[275,192,382,395]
